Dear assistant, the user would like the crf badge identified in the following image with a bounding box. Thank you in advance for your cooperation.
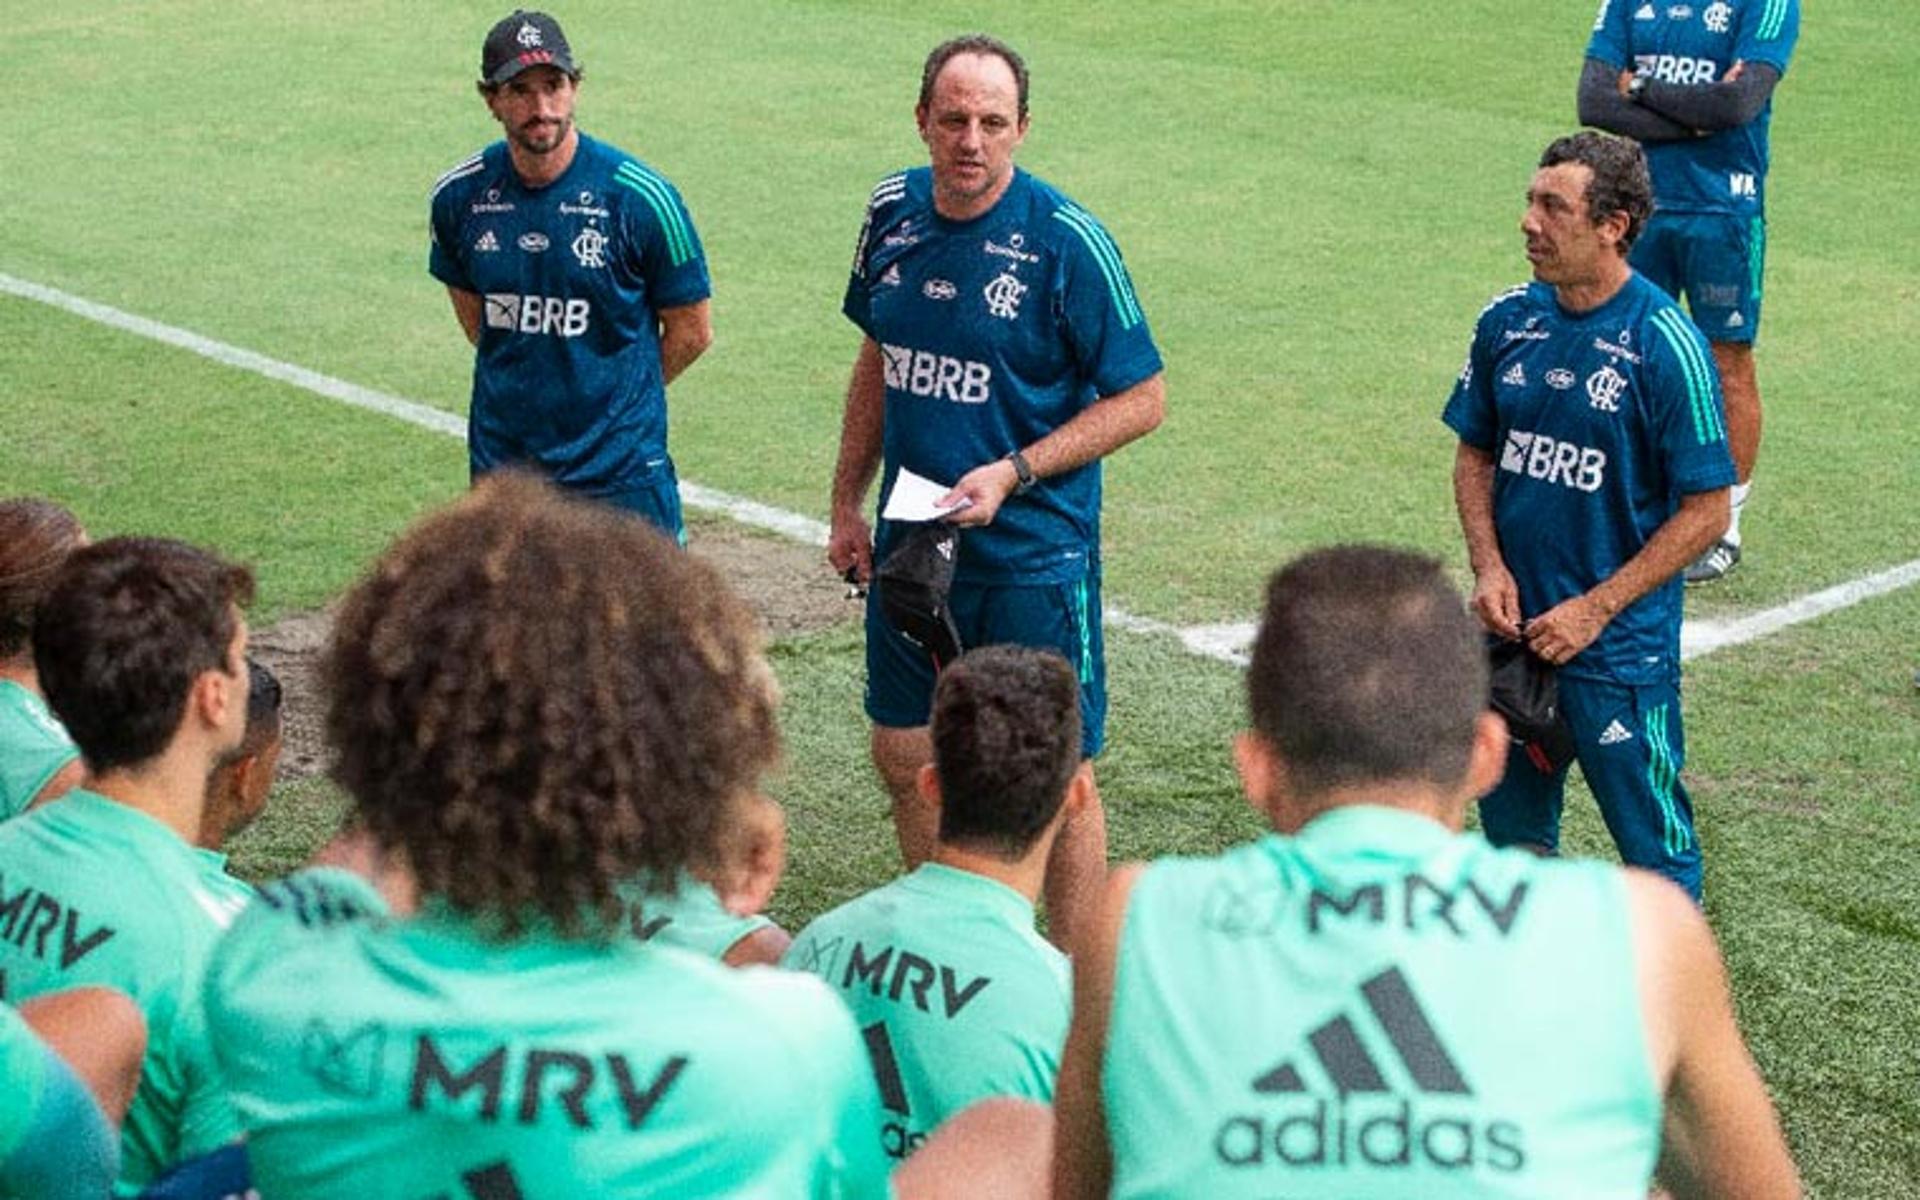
[984,272,1027,320]
[571,226,607,269]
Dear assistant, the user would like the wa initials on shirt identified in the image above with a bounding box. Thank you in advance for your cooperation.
[842,940,992,1019]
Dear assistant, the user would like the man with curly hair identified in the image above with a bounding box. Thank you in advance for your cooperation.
[203,473,890,1198]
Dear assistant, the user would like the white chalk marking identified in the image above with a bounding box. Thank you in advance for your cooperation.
[6,270,1913,667]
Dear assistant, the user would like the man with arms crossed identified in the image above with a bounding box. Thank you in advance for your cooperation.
[786,645,1085,1163]
[431,10,713,539]
[828,35,1165,953]
[0,538,256,1194]
[1446,132,1732,900]
[1579,0,1800,581]
[1052,545,1798,1197]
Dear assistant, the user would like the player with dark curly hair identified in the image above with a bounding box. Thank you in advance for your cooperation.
[0,534,256,1193]
[203,472,889,1197]
[786,645,1088,1164]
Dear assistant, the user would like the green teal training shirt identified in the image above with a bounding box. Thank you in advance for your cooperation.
[622,870,772,960]
[785,862,1070,1162]
[205,868,892,1199]
[0,790,247,1194]
[0,681,78,820]
[1104,806,1662,1198]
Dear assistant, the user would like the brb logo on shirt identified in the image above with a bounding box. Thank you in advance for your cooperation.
[1500,430,1607,493]
[1633,54,1719,84]
[484,293,591,338]
[880,342,992,404]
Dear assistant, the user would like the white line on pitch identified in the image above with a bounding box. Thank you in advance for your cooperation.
[0,272,835,548]
[7,271,1913,669]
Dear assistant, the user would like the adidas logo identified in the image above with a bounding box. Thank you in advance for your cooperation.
[1216,967,1528,1173]
[1727,311,1745,328]
[1598,719,1633,746]
[1635,3,1656,17]
[474,230,500,253]
[1500,362,1526,387]
[1253,967,1468,1098]
[880,263,902,287]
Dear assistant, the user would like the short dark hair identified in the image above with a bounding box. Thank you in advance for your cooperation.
[932,645,1080,860]
[243,657,283,755]
[1541,130,1653,251]
[35,538,255,773]
[920,34,1029,119]
[0,498,86,658]
[1247,546,1485,799]
[325,472,781,939]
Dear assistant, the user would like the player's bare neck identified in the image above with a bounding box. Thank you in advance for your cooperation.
[1555,257,1633,315]
[0,656,35,690]
[511,128,580,191]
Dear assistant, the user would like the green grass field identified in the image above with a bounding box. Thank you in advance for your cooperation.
[5,2,1917,1193]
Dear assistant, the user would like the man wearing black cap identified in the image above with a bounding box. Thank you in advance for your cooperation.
[429,10,713,541]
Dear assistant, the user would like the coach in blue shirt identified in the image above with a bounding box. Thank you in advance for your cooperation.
[429,10,712,540]
[827,34,1165,955]
[1444,132,1733,901]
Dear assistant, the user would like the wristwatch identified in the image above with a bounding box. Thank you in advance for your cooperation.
[1004,450,1036,494]
[1626,73,1648,102]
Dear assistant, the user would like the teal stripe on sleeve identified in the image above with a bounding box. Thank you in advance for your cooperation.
[615,163,694,265]
[1652,309,1722,444]
[1759,0,1788,40]
[1050,207,1142,328]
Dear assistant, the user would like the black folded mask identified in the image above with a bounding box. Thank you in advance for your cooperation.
[877,523,963,669]
[1486,637,1576,774]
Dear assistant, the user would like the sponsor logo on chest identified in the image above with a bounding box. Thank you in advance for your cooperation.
[1500,430,1608,492]
[1634,53,1721,84]
[485,293,592,337]
[471,187,515,215]
[880,342,993,404]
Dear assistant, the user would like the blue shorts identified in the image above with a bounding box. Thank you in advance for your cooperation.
[1631,211,1765,345]
[596,458,687,547]
[865,565,1106,757]
[1477,674,1702,900]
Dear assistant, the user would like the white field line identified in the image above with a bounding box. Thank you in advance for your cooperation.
[6,271,1914,668]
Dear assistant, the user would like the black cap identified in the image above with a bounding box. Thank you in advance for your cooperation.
[480,11,578,88]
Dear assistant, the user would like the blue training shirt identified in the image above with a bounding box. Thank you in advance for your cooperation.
[1442,275,1735,686]
[1587,0,1800,215]
[844,168,1163,586]
[429,133,710,496]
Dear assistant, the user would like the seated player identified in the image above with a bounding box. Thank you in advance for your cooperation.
[626,791,794,966]
[1,989,148,1199]
[786,645,1086,1163]
[0,497,88,818]
[195,657,283,855]
[1052,545,1799,1198]
[0,537,257,1193]
[203,473,890,1197]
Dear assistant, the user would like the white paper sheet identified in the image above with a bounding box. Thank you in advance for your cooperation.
[881,467,973,522]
